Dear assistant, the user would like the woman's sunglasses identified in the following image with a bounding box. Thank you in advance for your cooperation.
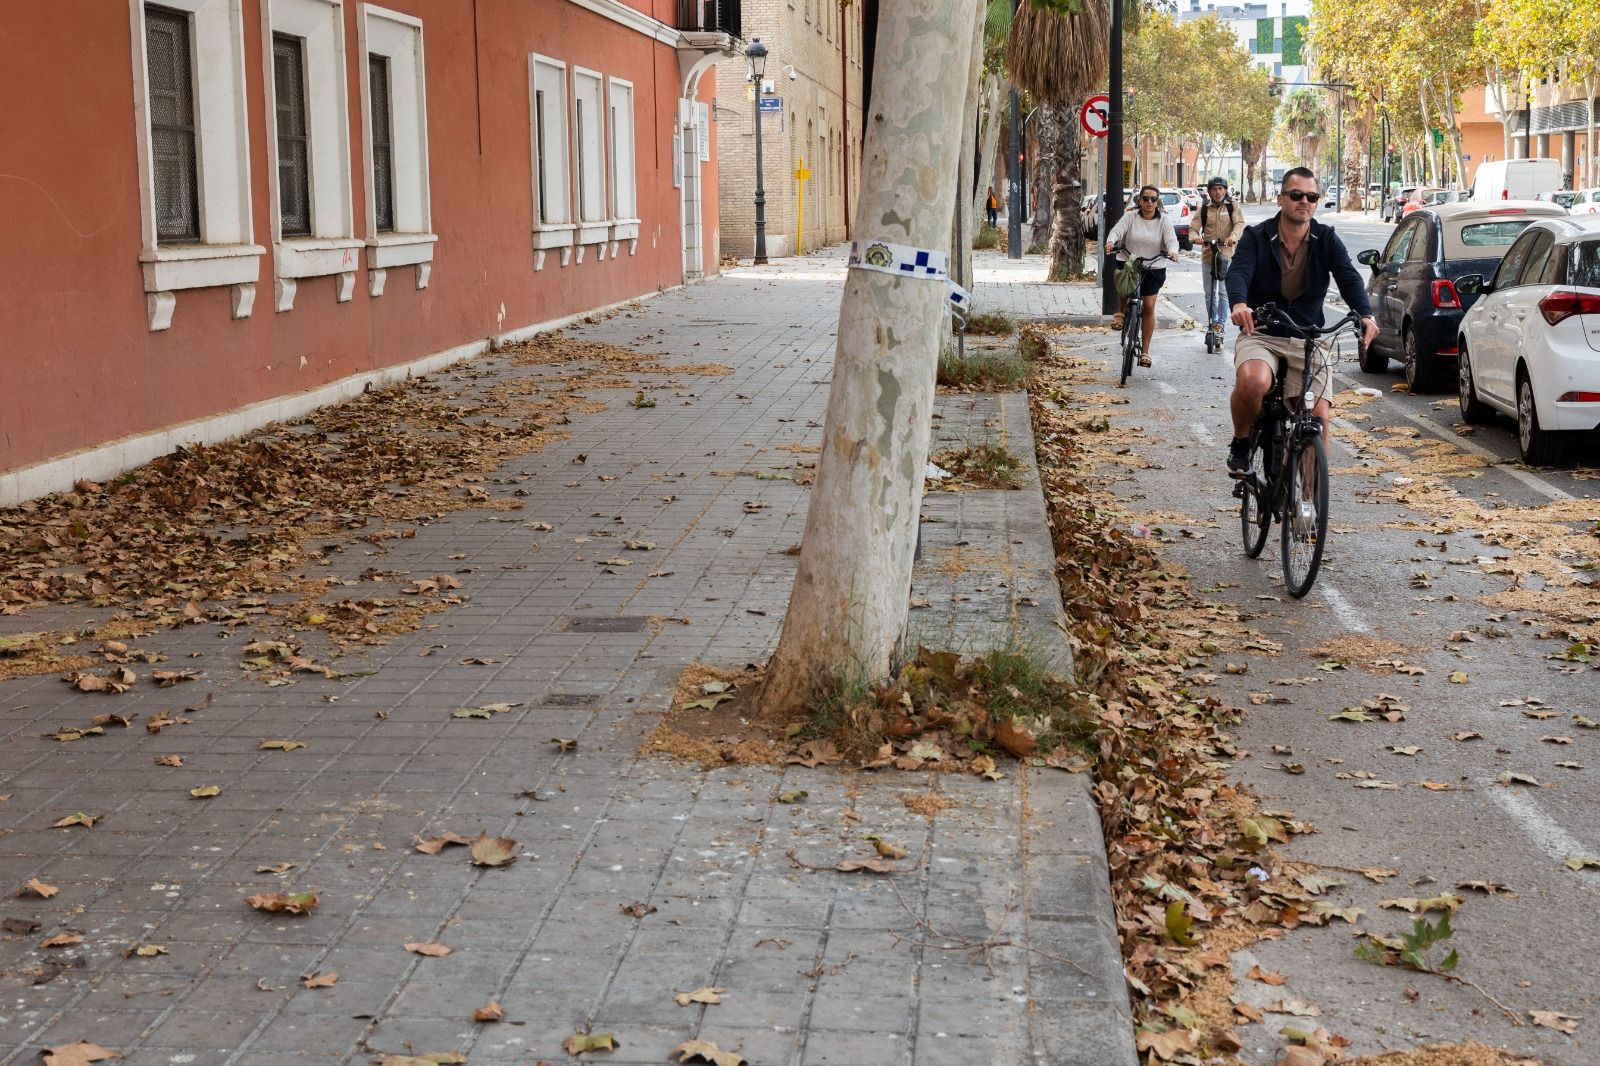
[1138,195,1160,202]
[1282,189,1321,202]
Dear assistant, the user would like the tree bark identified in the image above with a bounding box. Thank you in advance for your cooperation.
[761,0,981,719]
[971,75,1009,230]
[953,0,984,290]
[1049,129,1085,280]
[1030,106,1059,252]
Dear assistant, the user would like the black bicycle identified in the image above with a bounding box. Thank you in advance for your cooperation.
[1115,252,1151,387]
[1203,240,1229,353]
[1232,305,1360,598]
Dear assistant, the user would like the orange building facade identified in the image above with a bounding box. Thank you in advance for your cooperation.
[0,0,739,504]
[1457,79,1596,188]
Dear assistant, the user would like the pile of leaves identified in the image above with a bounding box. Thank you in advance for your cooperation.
[928,442,1029,490]
[1028,339,1338,1060]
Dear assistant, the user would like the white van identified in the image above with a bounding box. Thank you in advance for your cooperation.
[1470,158,1563,202]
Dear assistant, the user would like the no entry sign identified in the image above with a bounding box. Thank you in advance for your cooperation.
[1080,95,1110,138]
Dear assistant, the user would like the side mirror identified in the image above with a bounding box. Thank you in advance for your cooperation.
[1456,274,1485,296]
[1356,249,1379,267]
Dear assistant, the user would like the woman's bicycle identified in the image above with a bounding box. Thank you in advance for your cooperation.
[1232,305,1360,598]
[1113,251,1151,387]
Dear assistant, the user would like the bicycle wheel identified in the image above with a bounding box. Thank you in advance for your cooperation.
[1119,304,1138,387]
[1238,436,1271,558]
[1280,427,1330,598]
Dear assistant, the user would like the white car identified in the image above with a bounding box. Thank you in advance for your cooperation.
[1456,216,1600,463]
[1158,188,1194,251]
[1570,188,1600,215]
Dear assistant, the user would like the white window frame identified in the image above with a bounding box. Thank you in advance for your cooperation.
[571,66,609,256]
[607,76,639,254]
[263,0,362,310]
[128,0,264,330]
[530,53,574,269]
[357,3,436,294]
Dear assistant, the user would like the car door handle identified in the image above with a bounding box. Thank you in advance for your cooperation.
[1488,313,1499,321]
[1516,311,1528,320]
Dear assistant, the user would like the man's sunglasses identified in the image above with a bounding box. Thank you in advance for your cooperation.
[1281,189,1321,202]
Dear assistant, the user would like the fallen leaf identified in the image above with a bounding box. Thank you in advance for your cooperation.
[620,901,657,918]
[153,755,183,767]
[258,739,306,751]
[404,941,453,957]
[1379,893,1463,914]
[189,785,221,799]
[126,944,168,958]
[1448,671,1469,684]
[866,836,908,860]
[1135,1028,1199,1058]
[1265,998,1321,1016]
[1419,781,1456,791]
[1388,745,1422,756]
[51,813,96,829]
[1247,964,1288,985]
[414,832,474,855]
[19,878,59,899]
[563,1032,618,1054]
[302,971,338,988]
[468,832,519,867]
[1359,867,1400,883]
[378,1056,466,1066]
[669,1040,746,1065]
[450,707,494,719]
[244,892,318,915]
[1451,731,1482,741]
[1528,1009,1580,1035]
[833,859,901,874]
[471,999,504,1022]
[1165,900,1197,946]
[39,932,83,948]
[673,986,725,1006]
[777,790,808,803]
[1562,856,1600,872]
[41,1043,121,1066]
[1497,771,1540,787]
[254,862,296,874]
[549,737,577,752]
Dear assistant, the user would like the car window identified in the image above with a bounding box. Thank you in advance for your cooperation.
[1570,240,1600,288]
[1541,244,1569,285]
[1383,222,1417,265]
[1458,220,1535,247]
[1492,230,1540,289]
[1161,192,1180,206]
[1518,231,1556,285]
[1404,219,1434,263]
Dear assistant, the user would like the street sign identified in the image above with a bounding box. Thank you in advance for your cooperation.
[758,96,781,113]
[1080,94,1110,138]
[1431,127,1445,147]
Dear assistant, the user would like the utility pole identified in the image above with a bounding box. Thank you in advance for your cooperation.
[1101,0,1124,313]
[1006,0,1022,259]
[1334,88,1343,207]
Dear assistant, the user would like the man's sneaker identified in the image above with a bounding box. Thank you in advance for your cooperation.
[1227,437,1251,478]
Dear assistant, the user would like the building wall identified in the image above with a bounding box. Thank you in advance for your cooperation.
[713,0,864,257]
[0,0,727,494]
[1457,81,1595,187]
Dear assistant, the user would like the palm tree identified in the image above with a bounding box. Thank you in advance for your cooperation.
[1008,0,1111,280]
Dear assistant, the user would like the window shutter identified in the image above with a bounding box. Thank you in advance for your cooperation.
[274,33,312,237]
[145,5,200,243]
[369,55,395,233]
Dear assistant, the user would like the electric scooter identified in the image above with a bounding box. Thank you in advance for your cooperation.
[1204,240,1229,353]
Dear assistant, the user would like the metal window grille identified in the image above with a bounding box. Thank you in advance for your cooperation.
[273,33,311,237]
[575,98,588,218]
[145,5,200,243]
[535,89,549,223]
[369,54,395,233]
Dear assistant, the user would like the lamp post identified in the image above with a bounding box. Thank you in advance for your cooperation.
[748,38,769,264]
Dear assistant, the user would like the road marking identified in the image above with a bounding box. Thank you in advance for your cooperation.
[1319,584,1370,632]
[1191,422,1216,445]
[1485,783,1598,893]
[1332,371,1572,502]
[1156,381,1177,395]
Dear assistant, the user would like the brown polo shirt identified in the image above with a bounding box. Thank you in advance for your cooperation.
[1278,235,1310,302]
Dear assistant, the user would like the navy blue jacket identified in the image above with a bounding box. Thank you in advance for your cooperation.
[1225,214,1372,336]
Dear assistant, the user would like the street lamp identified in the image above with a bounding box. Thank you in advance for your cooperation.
[747,38,769,265]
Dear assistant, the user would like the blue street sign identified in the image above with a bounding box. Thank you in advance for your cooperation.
[759,96,781,113]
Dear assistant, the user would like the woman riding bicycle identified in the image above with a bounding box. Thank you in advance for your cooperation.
[1104,185,1179,368]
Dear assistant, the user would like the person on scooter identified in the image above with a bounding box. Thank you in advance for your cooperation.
[1197,177,1245,349]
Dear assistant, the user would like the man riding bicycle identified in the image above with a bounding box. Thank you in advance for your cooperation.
[1197,176,1245,346]
[1225,167,1379,474]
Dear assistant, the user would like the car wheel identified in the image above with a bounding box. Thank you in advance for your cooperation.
[1517,370,1563,465]
[1457,343,1493,425]
[1403,326,1444,393]
[1359,331,1389,374]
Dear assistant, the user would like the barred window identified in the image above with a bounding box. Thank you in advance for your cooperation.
[145,5,200,243]
[369,54,395,233]
[274,33,312,237]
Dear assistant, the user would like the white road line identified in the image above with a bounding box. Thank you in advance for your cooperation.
[1191,422,1216,445]
[1156,381,1177,395]
[1318,584,1370,632]
[1331,371,1572,502]
[1485,783,1599,893]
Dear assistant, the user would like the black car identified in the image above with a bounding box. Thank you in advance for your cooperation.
[1355,201,1569,391]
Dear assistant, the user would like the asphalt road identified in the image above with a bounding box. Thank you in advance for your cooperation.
[1095,202,1600,1064]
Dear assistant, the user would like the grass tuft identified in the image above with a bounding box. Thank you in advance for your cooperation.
[961,310,1017,336]
[972,224,1002,250]
[930,441,1028,489]
[937,347,1028,390]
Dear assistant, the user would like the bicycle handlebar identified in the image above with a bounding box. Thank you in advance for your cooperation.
[1252,304,1361,340]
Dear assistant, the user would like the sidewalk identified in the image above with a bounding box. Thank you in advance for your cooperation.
[968,247,1190,326]
[0,249,1135,1065]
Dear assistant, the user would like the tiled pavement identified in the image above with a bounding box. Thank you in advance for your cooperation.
[0,250,1134,1064]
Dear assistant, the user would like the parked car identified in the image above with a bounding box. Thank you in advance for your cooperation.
[1158,188,1194,250]
[1355,200,1569,392]
[1570,188,1600,215]
[1455,216,1600,463]
[1382,186,1417,223]
[1180,187,1202,211]
[1401,188,1460,217]
[1471,158,1564,202]
[1535,190,1581,210]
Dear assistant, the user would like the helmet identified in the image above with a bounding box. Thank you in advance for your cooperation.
[1207,176,1228,188]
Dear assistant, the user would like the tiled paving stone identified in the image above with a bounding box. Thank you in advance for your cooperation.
[0,250,1133,1065]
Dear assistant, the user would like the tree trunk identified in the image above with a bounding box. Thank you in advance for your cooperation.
[1441,71,1468,188]
[1049,129,1085,280]
[761,0,981,719]
[1587,75,1597,186]
[971,76,1008,230]
[1031,106,1059,252]
[953,0,983,290]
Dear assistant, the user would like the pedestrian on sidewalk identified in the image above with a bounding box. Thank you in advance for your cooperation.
[1104,184,1178,367]
[985,186,1000,228]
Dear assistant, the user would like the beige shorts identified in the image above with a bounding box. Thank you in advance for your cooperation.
[1234,333,1334,404]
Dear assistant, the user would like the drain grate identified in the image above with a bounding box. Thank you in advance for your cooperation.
[563,615,651,633]
[543,692,601,706]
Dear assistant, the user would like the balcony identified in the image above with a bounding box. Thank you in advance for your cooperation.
[677,0,740,38]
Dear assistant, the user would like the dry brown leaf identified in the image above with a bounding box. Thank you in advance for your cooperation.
[404,941,452,957]
[41,1043,121,1066]
[413,832,474,855]
[51,812,96,828]
[620,901,657,918]
[244,891,318,915]
[153,754,183,767]
[1135,1028,1199,1057]
[39,932,83,948]
[468,832,519,867]
[1529,1009,1580,1034]
[563,1032,618,1054]
[19,878,59,899]
[1246,964,1288,985]
[302,971,338,989]
[669,1040,746,1065]
[673,986,725,1006]
[471,999,504,1022]
[189,785,221,799]
[258,739,306,751]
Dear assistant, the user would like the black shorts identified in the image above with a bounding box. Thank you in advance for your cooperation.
[1139,267,1166,298]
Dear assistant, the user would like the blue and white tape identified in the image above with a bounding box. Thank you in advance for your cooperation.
[948,281,969,309]
[848,239,949,281]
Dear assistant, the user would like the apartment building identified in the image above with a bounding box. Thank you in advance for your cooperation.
[712,0,864,257]
[1458,77,1596,189]
[0,0,740,504]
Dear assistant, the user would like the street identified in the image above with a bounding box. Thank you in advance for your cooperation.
[1091,201,1600,1064]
